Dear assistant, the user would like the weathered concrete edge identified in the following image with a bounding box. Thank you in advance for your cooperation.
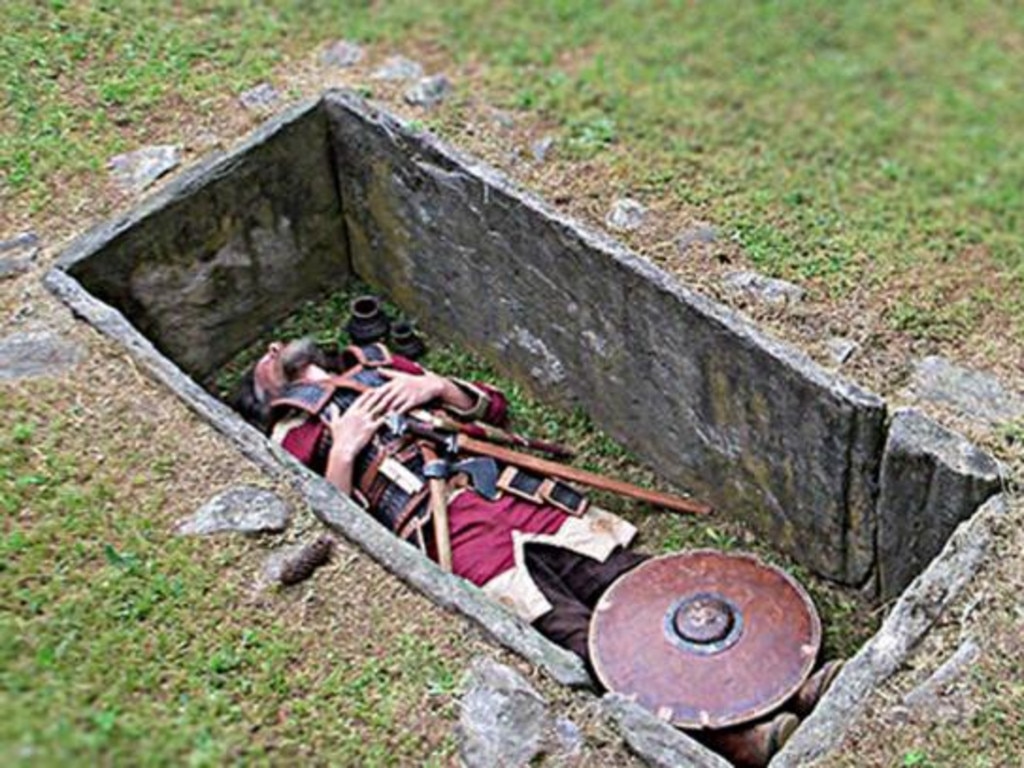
[54,97,327,274]
[324,88,884,413]
[42,267,592,690]
[770,492,1008,767]
[602,694,732,768]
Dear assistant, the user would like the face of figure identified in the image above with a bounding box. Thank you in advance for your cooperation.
[253,341,287,401]
[252,338,323,400]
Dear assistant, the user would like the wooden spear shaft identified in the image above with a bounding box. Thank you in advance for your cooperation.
[453,433,712,516]
[409,408,575,458]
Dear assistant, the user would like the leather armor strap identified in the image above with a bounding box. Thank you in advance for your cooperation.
[360,447,391,507]
[401,514,430,552]
[445,378,493,422]
[270,381,336,417]
[326,367,371,396]
[359,438,417,505]
[270,366,381,420]
[340,343,393,370]
[497,465,589,517]
[393,488,432,541]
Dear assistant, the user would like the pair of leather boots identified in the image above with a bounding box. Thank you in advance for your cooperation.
[700,660,843,767]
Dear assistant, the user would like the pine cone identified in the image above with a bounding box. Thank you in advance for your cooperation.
[278,536,334,586]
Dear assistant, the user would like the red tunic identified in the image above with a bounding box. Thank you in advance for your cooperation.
[436,492,566,586]
[278,354,569,587]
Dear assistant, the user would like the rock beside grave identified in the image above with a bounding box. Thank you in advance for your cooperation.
[321,39,364,68]
[0,232,40,280]
[239,82,280,111]
[675,224,718,254]
[404,75,452,107]
[909,355,1024,425]
[457,657,582,768]
[0,330,84,381]
[177,485,290,536]
[458,658,547,767]
[826,337,859,366]
[371,55,424,81]
[605,198,647,232]
[488,108,515,130]
[108,145,181,191]
[551,716,583,761]
[531,136,556,163]
[722,270,805,305]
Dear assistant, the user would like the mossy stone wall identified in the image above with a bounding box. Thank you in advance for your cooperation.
[64,101,350,380]
[326,91,886,585]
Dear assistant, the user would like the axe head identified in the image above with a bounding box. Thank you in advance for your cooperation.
[452,458,499,500]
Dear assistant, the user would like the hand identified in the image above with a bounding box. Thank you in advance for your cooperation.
[326,390,388,461]
[370,369,448,414]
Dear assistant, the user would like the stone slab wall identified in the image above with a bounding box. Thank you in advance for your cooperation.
[875,408,1003,600]
[324,91,887,585]
[46,90,1013,765]
[774,493,1007,766]
[50,87,1006,597]
[56,100,350,380]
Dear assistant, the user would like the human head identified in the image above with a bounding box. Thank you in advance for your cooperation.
[233,338,327,429]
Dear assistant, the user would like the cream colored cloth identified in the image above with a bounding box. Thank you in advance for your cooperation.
[480,506,636,623]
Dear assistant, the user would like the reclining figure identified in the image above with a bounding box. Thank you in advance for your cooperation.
[235,338,839,767]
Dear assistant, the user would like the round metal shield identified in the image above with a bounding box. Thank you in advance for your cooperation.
[588,550,821,730]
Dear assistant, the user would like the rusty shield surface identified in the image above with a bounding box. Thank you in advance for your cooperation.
[588,550,821,730]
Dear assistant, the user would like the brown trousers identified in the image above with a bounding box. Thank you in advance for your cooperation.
[525,542,648,665]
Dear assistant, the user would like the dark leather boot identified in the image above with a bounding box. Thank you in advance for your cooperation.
[699,712,800,768]
[790,659,844,717]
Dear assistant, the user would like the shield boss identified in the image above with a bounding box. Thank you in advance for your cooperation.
[588,550,821,730]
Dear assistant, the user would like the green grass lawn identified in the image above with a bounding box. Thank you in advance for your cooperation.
[3,2,1022,765]
[4,1,1023,336]
[0,385,461,766]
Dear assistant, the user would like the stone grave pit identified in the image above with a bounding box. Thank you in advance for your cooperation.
[45,90,1006,766]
